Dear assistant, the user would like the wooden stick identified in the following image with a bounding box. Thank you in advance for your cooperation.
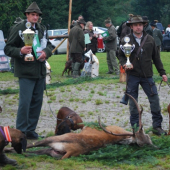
[52,38,67,54]
[66,0,72,61]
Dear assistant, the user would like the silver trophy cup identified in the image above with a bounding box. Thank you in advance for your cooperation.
[120,37,135,68]
[19,22,35,61]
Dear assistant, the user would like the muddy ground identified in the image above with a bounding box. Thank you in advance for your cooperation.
[0,80,170,136]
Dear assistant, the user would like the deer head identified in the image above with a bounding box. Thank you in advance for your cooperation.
[98,93,155,147]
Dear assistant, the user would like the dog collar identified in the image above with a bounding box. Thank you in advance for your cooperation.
[4,126,12,142]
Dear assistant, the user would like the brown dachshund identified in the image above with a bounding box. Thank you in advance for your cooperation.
[27,94,154,159]
[0,107,27,166]
[55,107,84,135]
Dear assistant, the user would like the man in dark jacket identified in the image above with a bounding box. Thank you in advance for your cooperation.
[118,15,167,136]
[103,18,119,75]
[4,2,53,139]
[151,21,163,53]
[69,18,86,77]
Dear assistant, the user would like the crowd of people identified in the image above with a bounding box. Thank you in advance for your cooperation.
[4,0,168,142]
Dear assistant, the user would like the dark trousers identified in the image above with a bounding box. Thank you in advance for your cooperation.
[71,53,83,63]
[16,78,45,134]
[127,75,163,128]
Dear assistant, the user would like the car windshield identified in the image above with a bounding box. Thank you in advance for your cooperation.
[53,30,62,36]
[98,27,107,31]
[47,30,52,36]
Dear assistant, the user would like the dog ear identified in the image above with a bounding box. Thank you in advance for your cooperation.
[56,123,71,135]
[21,138,27,152]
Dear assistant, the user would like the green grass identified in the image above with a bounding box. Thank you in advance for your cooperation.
[1,52,170,169]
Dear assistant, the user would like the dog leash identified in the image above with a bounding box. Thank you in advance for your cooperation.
[159,80,170,91]
[45,89,57,119]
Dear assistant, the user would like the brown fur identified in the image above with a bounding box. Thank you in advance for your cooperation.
[0,126,27,166]
[55,107,84,135]
[62,60,72,76]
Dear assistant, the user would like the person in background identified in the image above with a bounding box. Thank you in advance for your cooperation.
[165,24,170,33]
[119,14,133,43]
[70,15,84,29]
[118,15,167,136]
[151,21,163,53]
[4,2,53,139]
[142,16,153,36]
[103,18,119,75]
[69,18,86,77]
[84,21,98,55]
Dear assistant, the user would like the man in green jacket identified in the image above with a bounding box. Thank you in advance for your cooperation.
[4,2,53,139]
[151,21,163,53]
[118,15,167,136]
[103,18,119,75]
[69,18,86,77]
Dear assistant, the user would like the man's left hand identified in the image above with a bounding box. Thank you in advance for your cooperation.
[37,51,46,62]
[162,75,168,82]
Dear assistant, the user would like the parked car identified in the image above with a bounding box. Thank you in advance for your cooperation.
[50,31,68,54]
[50,27,112,54]
[48,29,67,40]
[161,32,170,51]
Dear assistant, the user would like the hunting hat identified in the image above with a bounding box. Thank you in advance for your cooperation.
[150,21,156,27]
[142,16,149,23]
[77,18,86,25]
[104,17,111,24]
[14,17,24,24]
[24,2,42,16]
[126,15,147,26]
[128,14,134,20]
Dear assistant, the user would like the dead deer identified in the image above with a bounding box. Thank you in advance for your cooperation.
[55,107,84,135]
[25,94,155,159]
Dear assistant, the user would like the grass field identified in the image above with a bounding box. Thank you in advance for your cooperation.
[1,52,170,170]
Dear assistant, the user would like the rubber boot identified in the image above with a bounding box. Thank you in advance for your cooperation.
[0,153,17,166]
[73,62,81,78]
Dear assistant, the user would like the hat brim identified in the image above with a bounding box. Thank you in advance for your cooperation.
[14,20,24,24]
[126,21,147,27]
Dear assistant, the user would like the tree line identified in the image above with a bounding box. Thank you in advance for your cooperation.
[1,0,170,38]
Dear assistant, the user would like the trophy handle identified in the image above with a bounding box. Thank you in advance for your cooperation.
[19,30,24,41]
[120,45,125,53]
[131,44,135,52]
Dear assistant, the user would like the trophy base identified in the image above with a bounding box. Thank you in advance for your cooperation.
[24,54,34,61]
[125,64,132,69]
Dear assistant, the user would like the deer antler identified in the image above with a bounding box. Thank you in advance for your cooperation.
[98,116,134,136]
[125,93,143,131]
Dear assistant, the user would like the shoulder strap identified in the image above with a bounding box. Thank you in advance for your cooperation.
[136,34,148,56]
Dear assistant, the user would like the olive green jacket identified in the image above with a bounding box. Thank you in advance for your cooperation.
[4,20,53,78]
[69,24,85,53]
[103,25,117,51]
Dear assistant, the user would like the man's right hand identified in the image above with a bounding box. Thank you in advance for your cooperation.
[20,46,32,55]
[123,64,133,70]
